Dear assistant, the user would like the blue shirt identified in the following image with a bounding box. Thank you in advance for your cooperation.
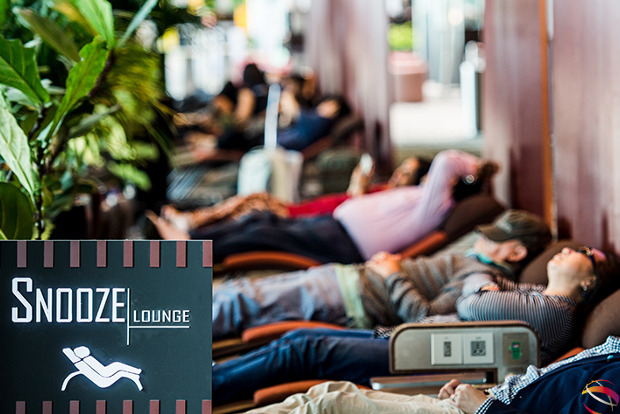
[277,110,333,151]
[477,336,620,413]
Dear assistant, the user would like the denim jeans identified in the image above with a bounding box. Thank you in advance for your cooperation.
[212,265,351,339]
[212,328,390,404]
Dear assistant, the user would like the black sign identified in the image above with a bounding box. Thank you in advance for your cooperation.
[1,240,213,414]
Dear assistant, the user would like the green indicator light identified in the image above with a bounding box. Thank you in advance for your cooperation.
[510,342,522,359]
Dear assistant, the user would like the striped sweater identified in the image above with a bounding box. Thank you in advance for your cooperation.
[457,276,578,365]
[358,254,511,327]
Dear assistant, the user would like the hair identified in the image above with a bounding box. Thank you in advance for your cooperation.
[582,250,620,308]
[218,81,238,105]
[452,161,499,202]
[412,158,432,185]
[242,63,266,87]
[317,95,351,120]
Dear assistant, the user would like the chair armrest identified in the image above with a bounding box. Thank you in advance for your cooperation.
[219,251,321,273]
[213,321,344,361]
[301,136,335,160]
[549,347,585,364]
[241,321,345,344]
[399,231,449,259]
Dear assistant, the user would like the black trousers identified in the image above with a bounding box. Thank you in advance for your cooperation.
[190,211,363,264]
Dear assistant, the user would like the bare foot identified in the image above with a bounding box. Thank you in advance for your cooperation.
[161,205,192,232]
[145,211,191,240]
[185,131,219,161]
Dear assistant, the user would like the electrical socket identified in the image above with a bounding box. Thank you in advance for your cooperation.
[431,333,462,365]
[463,332,494,364]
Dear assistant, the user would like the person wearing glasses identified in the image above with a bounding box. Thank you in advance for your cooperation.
[455,245,612,365]
[212,241,620,406]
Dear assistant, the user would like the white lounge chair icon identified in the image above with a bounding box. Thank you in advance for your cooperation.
[61,346,143,391]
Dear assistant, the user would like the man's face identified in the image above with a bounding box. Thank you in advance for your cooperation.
[474,234,526,263]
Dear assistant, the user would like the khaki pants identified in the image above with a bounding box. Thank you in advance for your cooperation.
[245,381,465,414]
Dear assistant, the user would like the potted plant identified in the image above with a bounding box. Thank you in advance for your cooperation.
[0,0,175,239]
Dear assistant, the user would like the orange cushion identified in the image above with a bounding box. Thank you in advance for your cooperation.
[549,347,585,364]
[242,321,345,344]
[221,251,321,271]
[399,231,449,259]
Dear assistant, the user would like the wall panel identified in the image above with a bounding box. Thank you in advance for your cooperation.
[482,0,551,220]
[552,1,620,250]
[306,0,392,170]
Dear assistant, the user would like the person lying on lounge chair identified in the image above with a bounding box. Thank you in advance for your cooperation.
[208,210,550,339]
[149,150,498,264]
[157,156,430,231]
[243,335,620,414]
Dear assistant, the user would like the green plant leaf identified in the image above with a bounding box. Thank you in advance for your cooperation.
[0,182,34,239]
[51,0,99,37]
[71,0,115,48]
[67,103,120,138]
[107,161,151,191]
[45,37,109,141]
[0,34,50,107]
[16,8,81,63]
[117,0,158,48]
[0,104,38,200]
[0,0,8,26]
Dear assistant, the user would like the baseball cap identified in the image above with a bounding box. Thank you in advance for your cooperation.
[476,210,552,254]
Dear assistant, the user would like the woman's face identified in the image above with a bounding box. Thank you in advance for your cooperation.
[316,99,340,118]
[547,247,601,282]
[388,158,421,187]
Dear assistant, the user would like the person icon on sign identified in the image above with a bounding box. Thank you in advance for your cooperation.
[61,346,143,391]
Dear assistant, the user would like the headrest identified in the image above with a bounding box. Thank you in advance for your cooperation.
[582,289,620,348]
[330,116,364,143]
[517,239,581,285]
[442,194,505,238]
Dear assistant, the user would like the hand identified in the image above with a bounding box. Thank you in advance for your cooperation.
[438,379,462,400]
[446,383,488,414]
[346,162,374,196]
[480,284,500,291]
[367,252,403,278]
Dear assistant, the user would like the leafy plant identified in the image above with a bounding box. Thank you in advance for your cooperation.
[0,182,33,239]
[0,0,173,239]
[389,21,414,51]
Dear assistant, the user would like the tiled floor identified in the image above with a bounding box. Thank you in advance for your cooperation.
[390,82,483,162]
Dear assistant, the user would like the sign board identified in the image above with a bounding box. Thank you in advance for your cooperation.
[0,240,213,414]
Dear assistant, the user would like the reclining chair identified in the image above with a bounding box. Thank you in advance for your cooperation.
[170,82,364,206]
[212,193,504,360]
[213,239,620,413]
[213,192,505,275]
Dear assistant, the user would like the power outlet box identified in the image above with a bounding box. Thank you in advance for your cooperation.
[431,333,463,365]
[463,332,494,364]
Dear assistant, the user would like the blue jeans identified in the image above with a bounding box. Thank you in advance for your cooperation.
[212,328,390,404]
[212,264,351,339]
